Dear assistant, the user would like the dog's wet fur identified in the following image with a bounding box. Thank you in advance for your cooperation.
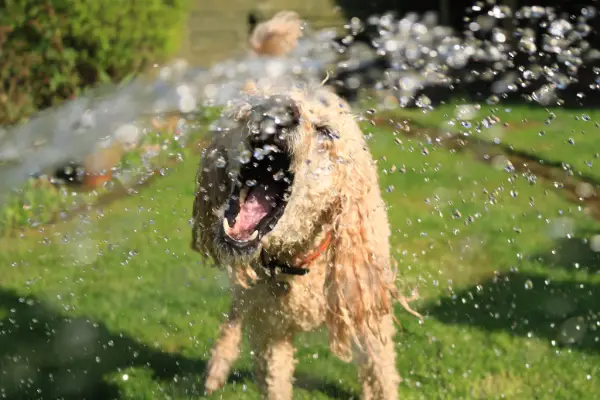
[192,83,408,399]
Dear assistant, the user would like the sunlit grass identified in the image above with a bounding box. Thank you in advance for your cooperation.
[0,104,599,398]
[380,101,600,182]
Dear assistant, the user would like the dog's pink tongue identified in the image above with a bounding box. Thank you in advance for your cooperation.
[228,186,273,240]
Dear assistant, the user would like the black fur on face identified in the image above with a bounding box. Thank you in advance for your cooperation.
[215,95,300,256]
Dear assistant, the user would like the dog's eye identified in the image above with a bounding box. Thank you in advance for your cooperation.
[316,125,339,140]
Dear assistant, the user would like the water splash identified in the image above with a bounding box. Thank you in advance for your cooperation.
[0,4,598,200]
[0,27,339,201]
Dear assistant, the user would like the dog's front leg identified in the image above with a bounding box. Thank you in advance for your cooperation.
[203,297,243,395]
[248,327,297,400]
[355,313,400,400]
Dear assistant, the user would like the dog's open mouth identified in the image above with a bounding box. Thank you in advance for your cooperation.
[222,148,293,250]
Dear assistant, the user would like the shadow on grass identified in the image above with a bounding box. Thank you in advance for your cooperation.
[425,272,600,354]
[0,287,209,399]
[0,288,353,399]
[530,236,600,274]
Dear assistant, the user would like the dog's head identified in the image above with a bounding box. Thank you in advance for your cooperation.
[193,84,396,361]
[198,85,358,261]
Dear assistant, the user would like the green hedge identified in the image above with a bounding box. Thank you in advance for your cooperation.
[0,0,190,125]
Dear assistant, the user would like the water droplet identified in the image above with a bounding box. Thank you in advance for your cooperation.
[575,182,594,199]
[253,148,266,161]
[589,235,600,252]
[260,119,277,135]
[455,104,478,121]
[486,95,500,105]
[215,156,226,168]
[238,150,251,164]
[416,95,432,108]
[558,316,587,345]
[549,217,575,239]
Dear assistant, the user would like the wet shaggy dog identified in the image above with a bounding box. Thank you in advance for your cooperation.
[191,84,419,399]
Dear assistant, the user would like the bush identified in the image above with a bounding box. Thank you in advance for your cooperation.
[0,0,190,125]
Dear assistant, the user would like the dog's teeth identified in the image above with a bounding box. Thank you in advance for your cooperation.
[223,218,231,232]
[239,187,249,204]
[249,230,259,240]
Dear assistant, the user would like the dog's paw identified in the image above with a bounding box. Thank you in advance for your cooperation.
[203,357,230,395]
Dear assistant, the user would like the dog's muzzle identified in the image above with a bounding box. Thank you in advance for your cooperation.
[246,95,301,150]
[219,95,300,255]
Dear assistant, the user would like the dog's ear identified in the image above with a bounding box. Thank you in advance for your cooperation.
[191,141,231,262]
[325,159,393,362]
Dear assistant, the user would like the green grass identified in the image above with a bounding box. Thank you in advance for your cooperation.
[377,100,600,182]
[1,105,600,399]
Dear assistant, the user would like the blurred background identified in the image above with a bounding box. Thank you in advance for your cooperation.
[178,0,598,65]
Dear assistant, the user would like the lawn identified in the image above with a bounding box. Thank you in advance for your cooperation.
[375,100,600,182]
[0,103,599,399]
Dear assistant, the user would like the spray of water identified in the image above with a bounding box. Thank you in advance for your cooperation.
[0,4,598,201]
[0,27,340,202]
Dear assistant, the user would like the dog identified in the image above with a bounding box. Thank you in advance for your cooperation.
[191,82,420,399]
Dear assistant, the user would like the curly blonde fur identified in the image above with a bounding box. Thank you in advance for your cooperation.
[191,81,418,399]
[249,11,304,57]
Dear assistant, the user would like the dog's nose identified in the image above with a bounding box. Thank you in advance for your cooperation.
[256,95,300,127]
[247,96,300,147]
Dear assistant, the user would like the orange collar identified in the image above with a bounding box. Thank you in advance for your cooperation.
[296,232,332,269]
[261,232,332,276]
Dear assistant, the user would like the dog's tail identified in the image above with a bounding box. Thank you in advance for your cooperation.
[249,11,303,57]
